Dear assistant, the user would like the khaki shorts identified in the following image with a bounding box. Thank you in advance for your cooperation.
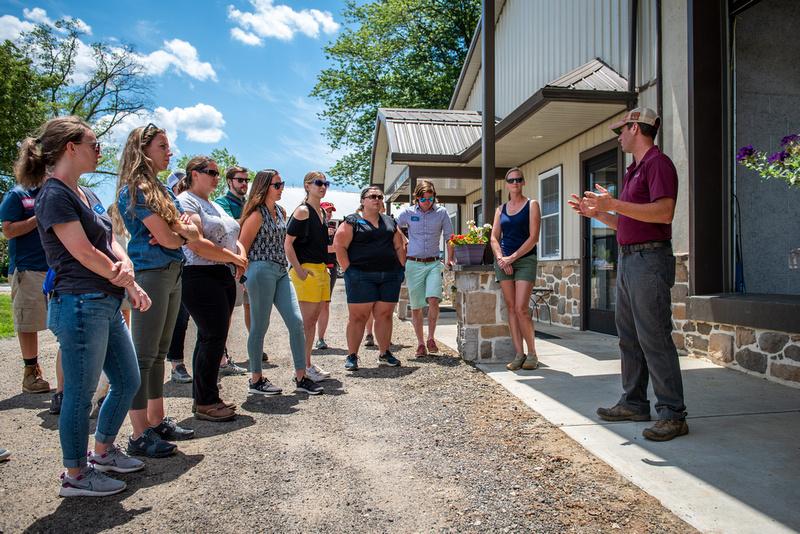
[10,270,48,332]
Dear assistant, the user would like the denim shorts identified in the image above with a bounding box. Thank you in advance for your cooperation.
[343,267,404,304]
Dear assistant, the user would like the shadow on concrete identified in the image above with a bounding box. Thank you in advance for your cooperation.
[312,348,349,356]
[488,338,800,532]
[408,355,462,368]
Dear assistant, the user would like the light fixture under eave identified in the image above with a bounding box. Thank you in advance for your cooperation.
[531,135,544,139]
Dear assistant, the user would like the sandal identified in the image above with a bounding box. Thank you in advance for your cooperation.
[194,404,236,422]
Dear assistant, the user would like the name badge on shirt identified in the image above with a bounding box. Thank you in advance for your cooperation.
[410,216,420,222]
[93,203,106,215]
[21,198,35,210]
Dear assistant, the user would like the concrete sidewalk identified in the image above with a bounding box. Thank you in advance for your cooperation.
[436,323,800,534]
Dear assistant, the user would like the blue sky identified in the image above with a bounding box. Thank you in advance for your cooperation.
[1,0,356,204]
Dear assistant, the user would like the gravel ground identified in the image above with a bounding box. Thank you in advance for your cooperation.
[0,285,694,533]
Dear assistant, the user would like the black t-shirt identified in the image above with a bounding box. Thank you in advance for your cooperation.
[35,179,124,298]
[345,213,402,272]
[286,203,328,265]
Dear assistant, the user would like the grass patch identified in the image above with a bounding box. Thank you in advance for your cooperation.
[0,294,15,338]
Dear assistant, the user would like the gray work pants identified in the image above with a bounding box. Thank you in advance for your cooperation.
[615,247,687,420]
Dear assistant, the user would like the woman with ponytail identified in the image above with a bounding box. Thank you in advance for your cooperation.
[20,116,151,497]
[115,123,200,457]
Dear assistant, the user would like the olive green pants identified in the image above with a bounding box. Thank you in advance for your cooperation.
[130,262,183,410]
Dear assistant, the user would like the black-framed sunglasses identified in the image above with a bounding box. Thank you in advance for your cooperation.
[143,122,159,134]
[312,179,331,187]
[271,181,286,190]
[506,177,524,184]
[196,168,220,177]
[364,194,384,201]
[231,177,250,184]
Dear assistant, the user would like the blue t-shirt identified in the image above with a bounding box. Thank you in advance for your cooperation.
[0,186,49,273]
[117,183,185,271]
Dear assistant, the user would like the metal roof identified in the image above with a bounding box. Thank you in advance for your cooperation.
[378,108,487,157]
[546,58,629,92]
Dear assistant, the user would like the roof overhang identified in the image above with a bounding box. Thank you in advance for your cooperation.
[460,86,636,166]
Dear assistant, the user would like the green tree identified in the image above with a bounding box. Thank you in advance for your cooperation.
[311,0,480,187]
[0,41,49,193]
[0,20,153,193]
[175,148,254,201]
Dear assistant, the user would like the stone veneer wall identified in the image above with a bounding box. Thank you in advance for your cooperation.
[535,259,582,329]
[453,269,514,362]
[670,253,800,387]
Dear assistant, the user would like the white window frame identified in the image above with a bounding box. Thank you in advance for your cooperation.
[538,166,562,260]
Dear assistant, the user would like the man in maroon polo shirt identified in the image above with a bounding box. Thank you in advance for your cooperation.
[568,107,688,442]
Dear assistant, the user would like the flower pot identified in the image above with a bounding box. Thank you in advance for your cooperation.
[455,244,486,266]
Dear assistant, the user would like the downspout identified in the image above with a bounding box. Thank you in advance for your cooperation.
[656,0,663,147]
[481,0,496,225]
[628,0,639,101]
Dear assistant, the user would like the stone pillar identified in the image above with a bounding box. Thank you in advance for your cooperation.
[453,265,514,362]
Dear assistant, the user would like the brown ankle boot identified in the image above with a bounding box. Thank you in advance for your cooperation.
[23,364,51,394]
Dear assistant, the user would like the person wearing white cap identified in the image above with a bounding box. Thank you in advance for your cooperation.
[569,106,687,442]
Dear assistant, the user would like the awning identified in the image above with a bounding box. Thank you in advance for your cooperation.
[370,59,636,201]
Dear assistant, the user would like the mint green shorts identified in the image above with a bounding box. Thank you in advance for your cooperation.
[494,253,538,282]
[405,259,444,309]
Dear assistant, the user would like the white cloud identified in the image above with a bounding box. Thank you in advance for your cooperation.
[228,79,276,102]
[22,7,52,25]
[230,27,262,46]
[227,0,339,45]
[137,39,217,81]
[64,16,93,35]
[0,15,35,41]
[99,103,226,152]
[269,97,347,170]
[22,7,92,35]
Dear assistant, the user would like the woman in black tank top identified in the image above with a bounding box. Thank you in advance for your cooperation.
[285,171,332,383]
[333,186,407,371]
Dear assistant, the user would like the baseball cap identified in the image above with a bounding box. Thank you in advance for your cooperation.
[166,170,185,190]
[610,107,660,135]
[320,202,336,212]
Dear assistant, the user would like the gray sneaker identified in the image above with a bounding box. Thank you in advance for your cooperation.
[59,465,126,497]
[315,339,329,350]
[364,334,376,347]
[171,364,192,383]
[0,448,10,462]
[219,360,247,376]
[89,444,145,473]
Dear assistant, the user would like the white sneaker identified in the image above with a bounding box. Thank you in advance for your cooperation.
[305,365,330,382]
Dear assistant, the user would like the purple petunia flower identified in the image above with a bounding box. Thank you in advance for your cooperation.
[780,134,799,147]
[767,150,789,164]
[736,145,755,162]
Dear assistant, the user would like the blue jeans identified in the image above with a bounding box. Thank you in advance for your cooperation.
[48,292,141,468]
[244,261,306,373]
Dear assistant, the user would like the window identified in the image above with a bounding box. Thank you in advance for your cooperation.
[472,201,482,226]
[538,166,562,260]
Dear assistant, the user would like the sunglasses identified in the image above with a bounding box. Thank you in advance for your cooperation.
[506,177,524,184]
[364,194,384,201]
[418,197,435,203]
[312,179,331,187]
[75,141,101,153]
[271,181,285,190]
[231,177,250,184]
[197,168,220,177]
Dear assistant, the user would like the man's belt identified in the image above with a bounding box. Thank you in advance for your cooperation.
[620,240,672,254]
[407,256,439,263]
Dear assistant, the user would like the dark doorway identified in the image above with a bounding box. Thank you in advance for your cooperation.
[582,148,620,335]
